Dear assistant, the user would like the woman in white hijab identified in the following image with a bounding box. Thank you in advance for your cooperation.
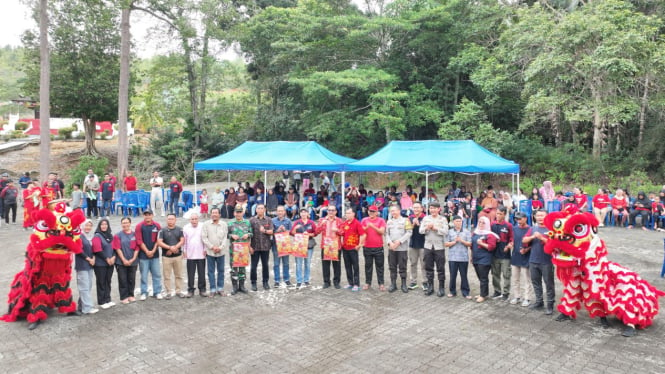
[471,216,499,303]
[75,219,98,314]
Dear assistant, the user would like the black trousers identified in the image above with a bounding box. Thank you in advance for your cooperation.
[87,198,99,218]
[322,249,341,285]
[250,250,270,283]
[187,259,206,293]
[4,202,17,223]
[424,248,446,283]
[363,247,384,285]
[449,261,470,297]
[530,262,555,304]
[116,265,137,300]
[388,250,408,281]
[629,209,649,227]
[342,250,360,286]
[474,263,491,297]
[94,265,114,304]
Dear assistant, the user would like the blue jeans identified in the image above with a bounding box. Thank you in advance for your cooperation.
[272,244,290,283]
[464,217,472,231]
[295,248,314,284]
[102,199,112,216]
[207,255,225,293]
[76,269,95,313]
[139,257,163,296]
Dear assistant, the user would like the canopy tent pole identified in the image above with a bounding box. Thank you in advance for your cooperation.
[194,171,197,206]
[425,171,429,208]
[476,174,480,197]
[227,170,231,189]
[341,172,345,217]
[264,170,268,205]
[517,172,520,209]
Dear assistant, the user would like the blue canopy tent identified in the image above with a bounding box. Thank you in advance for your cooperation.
[193,141,356,203]
[345,140,520,204]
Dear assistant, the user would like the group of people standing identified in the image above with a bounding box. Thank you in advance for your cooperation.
[72,194,556,318]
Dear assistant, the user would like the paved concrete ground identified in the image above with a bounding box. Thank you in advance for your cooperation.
[0,214,664,373]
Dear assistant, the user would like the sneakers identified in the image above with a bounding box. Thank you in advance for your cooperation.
[107,301,116,307]
[274,282,280,288]
[185,292,193,298]
[408,282,418,290]
[501,294,509,302]
[139,294,147,301]
[164,294,172,300]
[85,308,99,315]
[521,299,530,307]
[296,283,302,289]
[491,292,502,300]
[285,281,292,286]
[156,293,164,300]
[509,298,520,305]
[100,303,111,309]
[179,292,188,298]
[352,285,359,292]
[344,285,353,289]
[304,282,310,287]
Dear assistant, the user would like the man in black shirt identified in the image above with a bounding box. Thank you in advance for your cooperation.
[157,214,185,299]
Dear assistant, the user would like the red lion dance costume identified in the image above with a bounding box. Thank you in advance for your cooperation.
[544,209,665,337]
[1,201,85,329]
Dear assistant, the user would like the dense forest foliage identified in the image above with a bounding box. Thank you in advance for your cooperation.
[10,0,665,186]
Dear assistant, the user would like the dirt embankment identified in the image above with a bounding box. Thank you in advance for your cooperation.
[0,138,118,180]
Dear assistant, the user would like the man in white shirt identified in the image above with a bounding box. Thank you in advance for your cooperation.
[149,171,165,217]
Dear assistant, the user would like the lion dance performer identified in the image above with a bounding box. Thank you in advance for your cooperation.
[1,200,86,329]
[544,208,665,337]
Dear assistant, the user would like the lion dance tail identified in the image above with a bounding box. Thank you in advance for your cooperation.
[605,262,665,329]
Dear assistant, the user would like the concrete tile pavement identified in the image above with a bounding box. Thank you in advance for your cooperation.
[0,215,664,373]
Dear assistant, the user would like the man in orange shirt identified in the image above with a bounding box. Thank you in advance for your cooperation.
[339,208,365,291]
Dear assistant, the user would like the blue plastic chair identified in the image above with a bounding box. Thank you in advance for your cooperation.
[546,200,561,213]
[661,238,665,278]
[112,190,123,215]
[178,191,194,214]
[587,196,593,212]
[519,199,532,225]
[123,192,139,216]
[138,191,151,213]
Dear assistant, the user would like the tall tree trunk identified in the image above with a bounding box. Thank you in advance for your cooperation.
[117,3,132,179]
[199,34,209,135]
[39,0,50,183]
[638,74,650,148]
[591,85,603,159]
[83,115,99,155]
[182,37,200,147]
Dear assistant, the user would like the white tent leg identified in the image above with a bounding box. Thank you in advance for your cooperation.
[194,171,197,205]
[425,171,429,208]
[264,170,268,205]
[341,172,345,217]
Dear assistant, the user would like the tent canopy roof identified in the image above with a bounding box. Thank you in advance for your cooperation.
[345,140,519,173]
[194,141,356,171]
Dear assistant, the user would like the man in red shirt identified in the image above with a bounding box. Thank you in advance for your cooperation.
[339,208,366,291]
[316,206,344,288]
[168,176,184,215]
[123,171,138,192]
[361,205,386,291]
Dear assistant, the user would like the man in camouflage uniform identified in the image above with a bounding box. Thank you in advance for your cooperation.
[386,206,413,293]
[228,205,253,294]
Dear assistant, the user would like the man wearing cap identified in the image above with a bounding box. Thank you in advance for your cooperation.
[249,204,274,291]
[228,204,253,294]
[149,171,166,217]
[385,205,413,293]
[135,209,163,300]
[83,174,100,219]
[0,180,19,224]
[361,205,387,291]
[510,211,533,307]
[419,201,449,296]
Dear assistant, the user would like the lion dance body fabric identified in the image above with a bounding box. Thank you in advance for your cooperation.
[544,209,665,330]
[1,202,85,325]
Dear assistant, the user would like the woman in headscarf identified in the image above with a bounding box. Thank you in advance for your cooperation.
[75,219,98,314]
[471,216,498,303]
[478,189,498,222]
[539,181,555,203]
[113,217,139,304]
[92,218,116,309]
